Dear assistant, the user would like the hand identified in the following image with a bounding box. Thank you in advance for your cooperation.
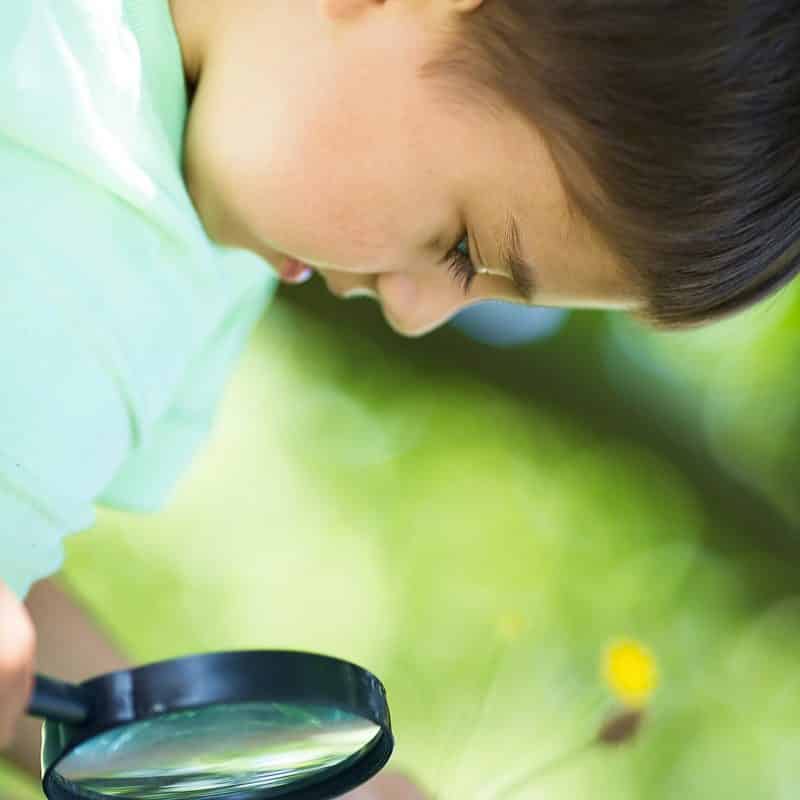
[0,579,37,749]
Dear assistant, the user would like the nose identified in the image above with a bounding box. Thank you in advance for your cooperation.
[323,267,485,337]
[320,269,431,334]
[376,272,473,337]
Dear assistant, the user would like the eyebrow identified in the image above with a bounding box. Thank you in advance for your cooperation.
[498,212,537,301]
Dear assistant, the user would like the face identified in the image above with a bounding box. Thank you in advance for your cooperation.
[176,0,641,337]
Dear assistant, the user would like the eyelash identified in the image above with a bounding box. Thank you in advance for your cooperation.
[445,233,477,295]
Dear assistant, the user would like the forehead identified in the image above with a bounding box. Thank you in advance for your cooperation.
[455,107,639,309]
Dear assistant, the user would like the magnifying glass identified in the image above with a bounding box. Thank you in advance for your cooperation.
[26,650,393,800]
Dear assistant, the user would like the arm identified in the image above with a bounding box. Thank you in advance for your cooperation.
[0,580,36,753]
[3,577,131,780]
[3,580,429,797]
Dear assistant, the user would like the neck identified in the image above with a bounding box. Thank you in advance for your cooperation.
[168,0,209,89]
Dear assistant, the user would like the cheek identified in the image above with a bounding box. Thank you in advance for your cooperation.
[182,69,336,253]
[184,65,436,272]
[194,123,407,270]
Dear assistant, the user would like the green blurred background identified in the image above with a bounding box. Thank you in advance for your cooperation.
[3,278,800,799]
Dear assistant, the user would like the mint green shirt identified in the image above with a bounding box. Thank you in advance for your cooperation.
[1,1,278,599]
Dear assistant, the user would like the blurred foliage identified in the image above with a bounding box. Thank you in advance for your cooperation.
[2,277,799,799]
[606,279,800,528]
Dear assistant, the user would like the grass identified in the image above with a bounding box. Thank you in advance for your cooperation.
[3,298,799,798]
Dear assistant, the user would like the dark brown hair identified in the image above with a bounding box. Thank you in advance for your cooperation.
[421,1,800,327]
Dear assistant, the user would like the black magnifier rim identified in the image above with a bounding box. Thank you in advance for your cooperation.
[41,649,393,800]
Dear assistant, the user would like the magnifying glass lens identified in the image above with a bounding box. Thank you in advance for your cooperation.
[51,702,382,800]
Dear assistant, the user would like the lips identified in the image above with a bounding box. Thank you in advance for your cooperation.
[279,257,315,284]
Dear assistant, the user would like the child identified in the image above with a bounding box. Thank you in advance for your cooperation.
[2,0,798,792]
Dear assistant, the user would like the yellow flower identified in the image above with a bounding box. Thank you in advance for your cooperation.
[602,639,658,708]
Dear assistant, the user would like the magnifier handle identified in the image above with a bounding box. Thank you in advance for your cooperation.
[27,674,92,725]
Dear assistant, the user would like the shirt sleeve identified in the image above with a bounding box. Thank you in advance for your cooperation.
[0,473,93,602]
[0,0,275,600]
[1,267,134,600]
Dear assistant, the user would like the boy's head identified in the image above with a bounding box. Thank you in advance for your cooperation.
[172,0,800,337]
